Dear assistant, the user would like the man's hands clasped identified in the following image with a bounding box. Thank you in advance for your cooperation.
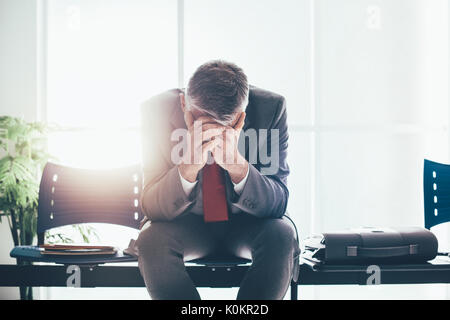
[178,111,249,184]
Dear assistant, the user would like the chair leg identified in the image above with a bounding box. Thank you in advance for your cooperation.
[290,280,298,300]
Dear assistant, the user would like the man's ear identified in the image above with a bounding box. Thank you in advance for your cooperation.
[234,112,246,131]
[179,93,186,112]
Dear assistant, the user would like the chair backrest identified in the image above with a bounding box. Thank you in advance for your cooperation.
[37,162,144,244]
[423,159,450,229]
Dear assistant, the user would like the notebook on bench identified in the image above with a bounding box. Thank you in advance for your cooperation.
[39,244,117,256]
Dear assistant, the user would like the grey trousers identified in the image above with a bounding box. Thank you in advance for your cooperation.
[136,212,300,300]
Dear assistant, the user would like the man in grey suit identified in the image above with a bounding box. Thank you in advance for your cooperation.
[136,60,300,300]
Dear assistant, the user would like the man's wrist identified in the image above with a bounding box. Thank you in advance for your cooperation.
[178,166,198,196]
[178,164,199,183]
[227,160,249,184]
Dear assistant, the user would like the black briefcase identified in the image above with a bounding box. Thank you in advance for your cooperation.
[302,227,438,266]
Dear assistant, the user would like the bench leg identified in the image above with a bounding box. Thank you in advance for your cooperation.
[290,281,298,300]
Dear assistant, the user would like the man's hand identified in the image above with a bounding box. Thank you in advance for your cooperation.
[178,111,225,182]
[212,112,249,184]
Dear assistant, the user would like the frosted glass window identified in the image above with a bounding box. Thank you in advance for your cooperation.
[287,132,312,240]
[315,0,448,126]
[317,131,449,233]
[47,0,178,168]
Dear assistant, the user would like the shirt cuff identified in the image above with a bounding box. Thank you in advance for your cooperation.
[232,164,250,195]
[178,167,198,196]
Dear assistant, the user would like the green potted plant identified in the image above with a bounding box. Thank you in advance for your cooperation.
[0,116,97,299]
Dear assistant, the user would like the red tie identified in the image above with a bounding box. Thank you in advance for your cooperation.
[202,162,229,223]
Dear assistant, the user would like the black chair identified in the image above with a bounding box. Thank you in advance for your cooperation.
[423,159,450,230]
[11,161,299,298]
[10,162,144,265]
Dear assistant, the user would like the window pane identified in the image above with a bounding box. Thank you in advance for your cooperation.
[46,0,178,168]
[287,131,312,240]
[184,0,311,125]
[316,0,448,126]
[317,131,448,233]
[47,129,141,168]
[47,0,178,129]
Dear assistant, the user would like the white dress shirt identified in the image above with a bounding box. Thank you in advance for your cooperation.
[178,165,249,196]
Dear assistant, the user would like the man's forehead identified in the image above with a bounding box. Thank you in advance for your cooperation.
[185,94,242,127]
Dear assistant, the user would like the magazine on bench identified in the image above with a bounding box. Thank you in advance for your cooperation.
[39,244,118,256]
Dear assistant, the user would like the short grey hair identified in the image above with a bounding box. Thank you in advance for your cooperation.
[186,60,249,126]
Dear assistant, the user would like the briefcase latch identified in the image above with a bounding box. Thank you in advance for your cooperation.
[347,246,358,257]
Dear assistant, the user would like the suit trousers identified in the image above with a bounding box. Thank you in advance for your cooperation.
[136,212,300,300]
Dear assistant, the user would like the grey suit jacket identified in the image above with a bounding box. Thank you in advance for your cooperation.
[139,85,290,224]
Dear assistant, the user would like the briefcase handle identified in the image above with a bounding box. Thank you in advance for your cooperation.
[346,244,419,258]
